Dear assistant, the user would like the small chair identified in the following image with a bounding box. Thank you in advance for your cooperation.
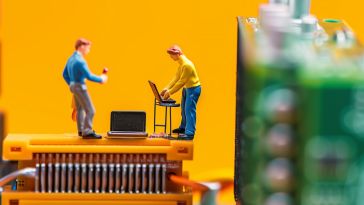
[153,98,180,136]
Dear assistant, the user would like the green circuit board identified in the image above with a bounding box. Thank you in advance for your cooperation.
[236,8,364,205]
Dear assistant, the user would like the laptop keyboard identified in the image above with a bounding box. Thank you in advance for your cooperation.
[163,98,176,103]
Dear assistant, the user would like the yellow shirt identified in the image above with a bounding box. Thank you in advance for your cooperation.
[166,55,200,95]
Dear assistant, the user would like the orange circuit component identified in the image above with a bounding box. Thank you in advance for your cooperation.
[2,134,193,205]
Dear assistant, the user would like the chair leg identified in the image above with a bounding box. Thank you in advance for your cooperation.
[164,106,167,133]
[154,99,157,133]
[169,107,172,136]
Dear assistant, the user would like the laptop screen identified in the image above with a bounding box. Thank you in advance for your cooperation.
[148,81,163,102]
[110,111,146,132]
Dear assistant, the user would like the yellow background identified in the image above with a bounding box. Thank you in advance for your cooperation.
[0,0,363,203]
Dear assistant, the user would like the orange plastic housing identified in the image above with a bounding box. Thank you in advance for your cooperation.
[3,134,193,161]
[1,134,193,205]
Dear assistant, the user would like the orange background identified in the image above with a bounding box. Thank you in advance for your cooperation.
[0,0,363,203]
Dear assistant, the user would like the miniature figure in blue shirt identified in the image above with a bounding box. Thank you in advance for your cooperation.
[63,38,108,139]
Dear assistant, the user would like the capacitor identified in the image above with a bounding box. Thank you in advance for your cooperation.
[264,158,294,192]
[266,124,295,157]
[265,193,293,205]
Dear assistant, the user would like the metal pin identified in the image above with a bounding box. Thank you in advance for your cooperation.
[54,154,60,193]
[148,164,154,193]
[81,162,87,193]
[161,164,167,194]
[41,154,46,193]
[47,154,53,193]
[101,163,107,193]
[140,154,147,194]
[95,156,101,193]
[115,163,121,193]
[99,154,107,193]
[141,164,147,193]
[108,163,115,193]
[88,155,94,193]
[128,164,135,193]
[81,154,87,193]
[74,154,80,193]
[135,163,141,193]
[155,164,161,194]
[114,154,121,193]
[67,154,74,193]
[121,164,128,193]
[61,154,67,193]
[35,154,40,192]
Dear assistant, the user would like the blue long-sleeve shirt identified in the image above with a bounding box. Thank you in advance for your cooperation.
[63,51,102,85]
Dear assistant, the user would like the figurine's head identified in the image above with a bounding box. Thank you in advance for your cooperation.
[167,45,183,61]
[75,38,91,56]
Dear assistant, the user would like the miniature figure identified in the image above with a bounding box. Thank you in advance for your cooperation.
[63,38,108,139]
[160,45,201,140]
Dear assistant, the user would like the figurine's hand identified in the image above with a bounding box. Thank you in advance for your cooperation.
[100,74,108,84]
[160,88,168,97]
[163,90,170,100]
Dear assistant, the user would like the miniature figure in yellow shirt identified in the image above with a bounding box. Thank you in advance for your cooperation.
[161,45,201,140]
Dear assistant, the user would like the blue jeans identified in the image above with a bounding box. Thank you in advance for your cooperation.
[179,85,201,136]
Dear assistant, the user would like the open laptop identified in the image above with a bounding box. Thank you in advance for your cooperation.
[148,80,176,104]
[107,111,148,138]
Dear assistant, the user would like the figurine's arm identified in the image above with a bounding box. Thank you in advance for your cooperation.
[81,62,103,83]
[165,68,181,90]
[62,66,71,85]
[168,65,191,95]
